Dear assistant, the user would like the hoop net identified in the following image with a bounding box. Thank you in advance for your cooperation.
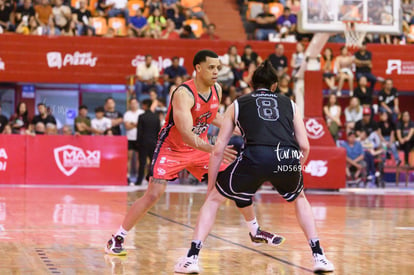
[344,21,368,48]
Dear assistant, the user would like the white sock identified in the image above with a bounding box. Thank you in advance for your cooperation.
[246,218,259,236]
[116,225,128,238]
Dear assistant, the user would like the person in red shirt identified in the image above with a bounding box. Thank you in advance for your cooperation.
[199,23,219,40]
[105,50,237,256]
[160,18,180,39]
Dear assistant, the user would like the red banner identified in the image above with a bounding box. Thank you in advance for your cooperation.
[303,146,346,189]
[0,135,26,184]
[25,135,127,185]
[1,35,414,91]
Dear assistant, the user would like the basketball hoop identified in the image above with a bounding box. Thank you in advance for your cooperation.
[343,21,368,48]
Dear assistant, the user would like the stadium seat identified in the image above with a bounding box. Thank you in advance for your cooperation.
[90,17,108,36]
[127,0,145,17]
[268,2,284,18]
[108,17,128,36]
[89,0,98,14]
[184,19,204,38]
[71,0,81,9]
[246,1,264,21]
[407,25,414,43]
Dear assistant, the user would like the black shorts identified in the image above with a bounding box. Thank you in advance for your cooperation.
[128,140,137,151]
[216,145,304,208]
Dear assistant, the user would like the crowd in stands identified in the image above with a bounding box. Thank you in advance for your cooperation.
[0,0,221,39]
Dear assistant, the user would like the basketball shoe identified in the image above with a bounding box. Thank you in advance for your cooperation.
[105,235,127,256]
[174,255,200,274]
[313,252,335,273]
[249,227,285,246]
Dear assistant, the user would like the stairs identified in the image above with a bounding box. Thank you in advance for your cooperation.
[203,0,246,41]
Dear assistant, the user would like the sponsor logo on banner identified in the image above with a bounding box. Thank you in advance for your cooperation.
[386,59,414,75]
[0,58,5,71]
[47,51,98,69]
[0,148,7,171]
[304,160,328,177]
[54,145,101,176]
[131,55,184,71]
[305,118,325,139]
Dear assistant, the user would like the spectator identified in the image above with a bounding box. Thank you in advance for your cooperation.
[0,104,8,133]
[1,124,12,134]
[241,44,262,70]
[344,96,363,133]
[276,6,296,37]
[169,75,183,100]
[146,7,166,38]
[355,106,380,145]
[268,43,288,79]
[16,15,41,35]
[0,0,15,32]
[15,0,35,26]
[396,111,414,166]
[46,122,58,135]
[321,48,337,92]
[96,0,112,17]
[107,0,129,22]
[34,0,52,28]
[179,0,209,25]
[323,93,342,140]
[146,0,163,14]
[34,122,46,135]
[9,102,29,134]
[52,0,71,31]
[60,15,76,36]
[334,46,354,96]
[74,104,92,135]
[128,8,147,37]
[359,129,383,185]
[199,23,219,40]
[91,106,112,135]
[170,5,186,30]
[135,99,160,185]
[61,124,72,135]
[160,18,179,39]
[254,3,277,41]
[286,0,300,14]
[378,78,400,122]
[72,0,95,36]
[341,130,365,180]
[124,98,144,183]
[290,42,305,79]
[378,111,401,166]
[162,56,189,97]
[163,0,178,19]
[354,42,377,89]
[149,89,160,113]
[354,76,373,108]
[179,24,196,39]
[135,54,163,100]
[104,97,123,136]
[31,103,56,133]
[275,73,293,99]
[221,45,244,86]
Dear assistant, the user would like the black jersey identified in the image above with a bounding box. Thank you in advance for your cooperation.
[235,89,299,150]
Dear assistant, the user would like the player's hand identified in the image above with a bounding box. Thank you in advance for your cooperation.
[223,145,238,164]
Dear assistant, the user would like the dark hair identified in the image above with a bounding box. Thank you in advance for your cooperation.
[323,48,334,61]
[172,56,179,61]
[244,44,252,49]
[79,104,88,110]
[129,97,138,103]
[193,49,219,69]
[141,99,152,109]
[105,97,114,103]
[37,103,46,107]
[145,54,152,59]
[340,46,347,52]
[95,106,105,113]
[251,59,278,90]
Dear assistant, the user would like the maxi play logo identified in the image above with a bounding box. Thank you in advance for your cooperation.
[54,145,101,176]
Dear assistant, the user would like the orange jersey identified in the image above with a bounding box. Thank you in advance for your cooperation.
[158,79,220,152]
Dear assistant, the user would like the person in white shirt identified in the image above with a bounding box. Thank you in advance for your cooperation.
[135,54,163,101]
[106,0,129,22]
[124,98,144,183]
[91,106,112,135]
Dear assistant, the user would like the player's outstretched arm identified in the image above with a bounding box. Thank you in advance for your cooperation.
[208,103,236,193]
[293,102,310,165]
[173,87,213,153]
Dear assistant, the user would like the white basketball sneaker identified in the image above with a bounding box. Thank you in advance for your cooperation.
[174,255,200,274]
[313,253,335,273]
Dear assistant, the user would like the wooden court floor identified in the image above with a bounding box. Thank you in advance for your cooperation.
[0,185,413,274]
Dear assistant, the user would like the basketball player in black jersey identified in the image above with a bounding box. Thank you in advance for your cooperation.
[175,60,334,273]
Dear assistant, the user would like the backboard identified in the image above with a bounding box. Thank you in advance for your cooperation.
[299,0,401,34]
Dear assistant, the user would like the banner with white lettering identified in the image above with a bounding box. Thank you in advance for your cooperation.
[0,135,26,184]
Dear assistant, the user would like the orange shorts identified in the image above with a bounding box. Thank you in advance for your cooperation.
[150,146,228,181]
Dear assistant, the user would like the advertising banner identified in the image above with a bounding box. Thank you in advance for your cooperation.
[0,135,26,184]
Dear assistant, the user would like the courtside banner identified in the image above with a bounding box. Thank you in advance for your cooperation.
[0,135,26,184]
[302,146,346,189]
[1,35,414,91]
[25,135,127,185]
